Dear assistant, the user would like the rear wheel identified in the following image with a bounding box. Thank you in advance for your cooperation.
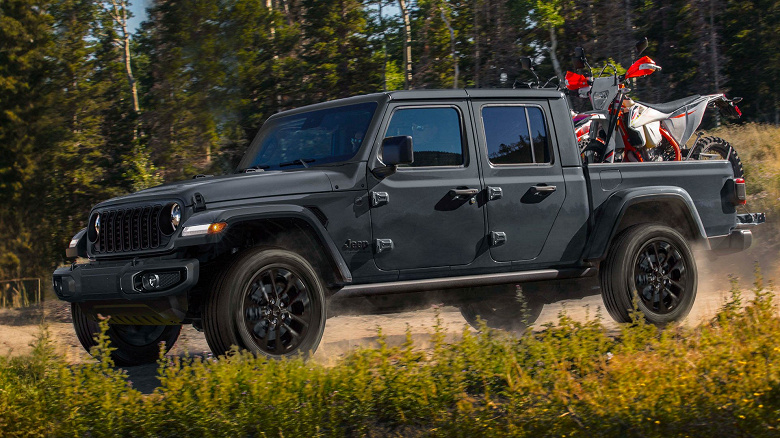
[695,136,744,178]
[600,225,697,324]
[644,139,679,161]
[459,284,544,333]
[203,247,327,359]
[71,303,181,366]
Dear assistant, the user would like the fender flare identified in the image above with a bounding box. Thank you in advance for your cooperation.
[173,204,352,283]
[584,186,709,262]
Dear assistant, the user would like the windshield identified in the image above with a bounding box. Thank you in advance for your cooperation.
[239,101,378,171]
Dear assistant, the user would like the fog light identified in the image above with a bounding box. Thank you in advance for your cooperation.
[53,278,63,295]
[142,273,161,291]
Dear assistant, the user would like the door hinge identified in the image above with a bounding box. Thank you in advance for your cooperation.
[488,186,503,201]
[371,191,390,207]
[375,238,394,253]
[193,192,207,212]
[490,231,507,247]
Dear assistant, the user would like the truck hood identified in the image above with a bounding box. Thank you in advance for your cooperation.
[94,169,335,210]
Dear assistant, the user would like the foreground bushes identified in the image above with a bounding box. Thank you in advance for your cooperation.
[2,277,780,437]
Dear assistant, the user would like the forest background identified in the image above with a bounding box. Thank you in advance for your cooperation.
[0,0,778,280]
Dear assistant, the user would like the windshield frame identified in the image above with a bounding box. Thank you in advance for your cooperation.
[237,100,380,172]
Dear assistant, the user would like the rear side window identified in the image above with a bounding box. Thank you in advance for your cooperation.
[384,107,464,167]
[482,106,552,165]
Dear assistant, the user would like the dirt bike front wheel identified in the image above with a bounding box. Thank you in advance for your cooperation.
[694,136,744,179]
[580,138,607,164]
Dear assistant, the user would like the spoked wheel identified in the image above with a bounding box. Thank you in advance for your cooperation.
[644,139,679,162]
[580,138,607,164]
[633,239,692,315]
[694,136,744,178]
[600,224,697,324]
[204,248,326,359]
[239,267,316,356]
[71,303,181,366]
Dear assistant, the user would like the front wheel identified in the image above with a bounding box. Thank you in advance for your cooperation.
[694,136,744,179]
[580,138,607,164]
[600,225,697,325]
[203,248,327,359]
[71,303,181,366]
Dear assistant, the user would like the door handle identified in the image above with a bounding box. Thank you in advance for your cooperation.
[531,185,557,194]
[449,188,479,199]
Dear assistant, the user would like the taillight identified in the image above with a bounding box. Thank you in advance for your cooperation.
[734,178,747,205]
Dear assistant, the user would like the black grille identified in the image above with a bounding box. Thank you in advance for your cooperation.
[95,205,163,254]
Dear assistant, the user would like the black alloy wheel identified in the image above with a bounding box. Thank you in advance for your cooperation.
[600,224,697,325]
[632,239,690,315]
[239,266,315,356]
[204,247,326,359]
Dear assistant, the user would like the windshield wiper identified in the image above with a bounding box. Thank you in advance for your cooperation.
[279,158,315,168]
[240,165,270,173]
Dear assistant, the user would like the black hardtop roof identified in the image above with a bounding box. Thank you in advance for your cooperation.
[268,88,564,120]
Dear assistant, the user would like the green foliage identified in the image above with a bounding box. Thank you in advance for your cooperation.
[0,0,779,279]
[706,124,780,238]
[3,277,780,436]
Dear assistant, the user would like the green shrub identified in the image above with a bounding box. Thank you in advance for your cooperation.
[2,277,780,437]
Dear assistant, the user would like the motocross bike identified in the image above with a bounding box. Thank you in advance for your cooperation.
[566,38,744,178]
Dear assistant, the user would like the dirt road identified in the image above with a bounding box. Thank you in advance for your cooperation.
[1,236,775,393]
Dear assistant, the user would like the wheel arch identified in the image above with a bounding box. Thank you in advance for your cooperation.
[176,204,352,288]
[585,187,709,262]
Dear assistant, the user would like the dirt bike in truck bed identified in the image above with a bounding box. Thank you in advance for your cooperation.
[53,89,764,364]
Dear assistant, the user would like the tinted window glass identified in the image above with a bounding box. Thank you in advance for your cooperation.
[482,106,552,165]
[482,106,532,164]
[385,107,463,167]
[528,107,551,163]
[241,102,377,170]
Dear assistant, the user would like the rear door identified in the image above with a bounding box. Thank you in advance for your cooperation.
[474,101,567,263]
[368,101,485,271]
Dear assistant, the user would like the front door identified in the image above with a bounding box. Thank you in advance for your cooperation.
[369,102,485,271]
[473,101,566,263]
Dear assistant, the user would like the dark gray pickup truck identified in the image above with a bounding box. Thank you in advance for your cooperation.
[53,89,764,364]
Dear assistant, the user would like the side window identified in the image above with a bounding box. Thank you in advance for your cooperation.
[384,107,464,167]
[482,106,552,165]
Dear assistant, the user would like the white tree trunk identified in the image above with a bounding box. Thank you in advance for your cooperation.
[398,0,413,89]
[440,5,458,88]
[548,25,563,82]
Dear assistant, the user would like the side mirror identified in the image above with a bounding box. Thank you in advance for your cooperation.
[373,135,413,178]
[636,37,648,55]
[520,57,533,71]
[572,47,586,70]
[381,135,414,166]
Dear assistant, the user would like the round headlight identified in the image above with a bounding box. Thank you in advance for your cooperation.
[171,203,181,230]
[88,213,100,243]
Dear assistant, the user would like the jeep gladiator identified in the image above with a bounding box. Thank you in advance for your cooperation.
[53,89,764,364]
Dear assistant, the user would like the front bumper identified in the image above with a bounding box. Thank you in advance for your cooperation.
[52,258,199,302]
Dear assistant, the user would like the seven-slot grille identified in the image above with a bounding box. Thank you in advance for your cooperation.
[94,205,164,254]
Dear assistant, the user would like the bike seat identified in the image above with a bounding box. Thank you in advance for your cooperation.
[636,95,701,114]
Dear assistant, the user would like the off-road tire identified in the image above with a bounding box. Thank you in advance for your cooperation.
[580,138,607,164]
[203,247,327,359]
[71,303,181,366]
[459,284,544,333]
[600,224,697,324]
[695,136,744,179]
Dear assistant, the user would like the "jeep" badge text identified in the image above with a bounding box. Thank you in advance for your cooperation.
[342,239,369,251]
